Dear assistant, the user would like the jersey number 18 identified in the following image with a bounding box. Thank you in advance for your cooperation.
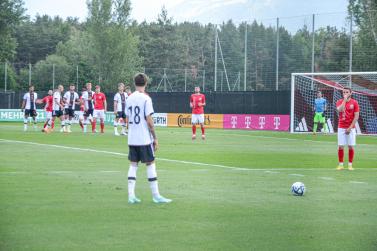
[128,106,141,124]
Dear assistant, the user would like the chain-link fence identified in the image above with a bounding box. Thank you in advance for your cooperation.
[1,11,376,93]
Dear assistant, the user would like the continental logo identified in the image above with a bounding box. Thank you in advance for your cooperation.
[168,113,223,128]
[177,114,210,127]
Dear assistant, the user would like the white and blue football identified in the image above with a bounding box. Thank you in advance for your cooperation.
[291,182,305,196]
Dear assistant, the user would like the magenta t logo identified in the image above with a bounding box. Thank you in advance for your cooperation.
[259,116,266,129]
[244,116,251,128]
[231,116,238,128]
[274,116,281,129]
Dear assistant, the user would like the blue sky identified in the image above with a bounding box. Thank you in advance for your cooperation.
[24,0,350,31]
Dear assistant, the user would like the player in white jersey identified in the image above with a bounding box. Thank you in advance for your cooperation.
[113,83,128,136]
[21,85,38,131]
[51,85,65,132]
[81,82,94,133]
[63,84,80,133]
[126,73,172,204]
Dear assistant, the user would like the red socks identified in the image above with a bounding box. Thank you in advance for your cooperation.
[338,147,344,163]
[201,125,205,135]
[92,120,96,131]
[338,147,355,164]
[100,122,104,133]
[192,125,196,135]
[43,121,48,129]
[349,148,354,164]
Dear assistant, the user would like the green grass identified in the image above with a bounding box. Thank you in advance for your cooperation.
[0,122,377,251]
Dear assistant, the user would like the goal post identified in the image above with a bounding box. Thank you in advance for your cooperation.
[291,72,377,134]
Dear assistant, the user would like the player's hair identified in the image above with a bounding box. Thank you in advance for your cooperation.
[343,87,352,92]
[134,73,148,86]
[82,86,87,91]
[118,83,125,88]
[29,84,34,89]
[86,82,92,87]
[70,83,75,87]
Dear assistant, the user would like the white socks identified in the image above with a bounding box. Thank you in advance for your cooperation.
[128,163,138,197]
[147,163,160,197]
[128,163,161,198]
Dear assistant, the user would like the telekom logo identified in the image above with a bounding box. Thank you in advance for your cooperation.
[244,116,251,128]
[231,116,238,128]
[274,116,281,129]
[259,116,266,129]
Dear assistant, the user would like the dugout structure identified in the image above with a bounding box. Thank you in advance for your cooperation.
[291,72,377,134]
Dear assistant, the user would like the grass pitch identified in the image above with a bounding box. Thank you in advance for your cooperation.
[0,122,377,251]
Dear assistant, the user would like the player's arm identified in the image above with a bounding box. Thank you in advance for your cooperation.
[75,95,80,105]
[103,98,107,112]
[146,115,158,151]
[21,99,26,111]
[190,95,193,108]
[114,100,118,114]
[346,112,359,134]
[201,96,206,107]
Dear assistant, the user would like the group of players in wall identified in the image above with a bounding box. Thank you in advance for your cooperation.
[21,82,132,135]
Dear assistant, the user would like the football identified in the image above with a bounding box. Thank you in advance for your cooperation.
[291,182,305,196]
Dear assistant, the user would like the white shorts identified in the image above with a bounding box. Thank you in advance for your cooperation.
[93,109,105,119]
[192,114,205,124]
[338,128,356,146]
[45,111,52,120]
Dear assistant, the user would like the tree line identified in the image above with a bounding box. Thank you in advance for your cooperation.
[0,0,376,92]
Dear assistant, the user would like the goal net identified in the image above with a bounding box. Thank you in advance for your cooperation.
[291,72,377,134]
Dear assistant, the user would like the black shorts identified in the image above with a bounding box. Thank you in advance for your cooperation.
[52,110,63,118]
[128,144,155,163]
[65,108,75,117]
[24,109,37,117]
[85,109,93,117]
[116,111,126,119]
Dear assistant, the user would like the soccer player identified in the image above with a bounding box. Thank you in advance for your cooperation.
[190,86,206,140]
[113,83,128,136]
[51,85,65,132]
[37,90,53,132]
[21,85,38,131]
[336,87,359,171]
[63,84,80,133]
[78,87,86,131]
[92,85,107,133]
[313,91,328,134]
[82,82,94,133]
[126,73,171,204]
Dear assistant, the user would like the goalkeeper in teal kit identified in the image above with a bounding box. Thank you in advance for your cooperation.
[313,91,328,134]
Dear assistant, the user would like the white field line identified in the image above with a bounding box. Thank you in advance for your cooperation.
[349,181,368,185]
[1,138,376,172]
[319,177,335,181]
[288,174,305,177]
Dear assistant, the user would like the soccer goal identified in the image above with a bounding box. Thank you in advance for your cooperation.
[291,72,377,134]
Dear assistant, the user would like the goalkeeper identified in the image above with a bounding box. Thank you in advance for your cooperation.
[313,91,328,134]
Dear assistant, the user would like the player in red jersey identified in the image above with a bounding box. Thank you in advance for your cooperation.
[92,85,107,133]
[336,87,359,171]
[190,86,206,140]
[36,90,54,132]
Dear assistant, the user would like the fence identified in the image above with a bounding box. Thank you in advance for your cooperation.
[1,11,376,92]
